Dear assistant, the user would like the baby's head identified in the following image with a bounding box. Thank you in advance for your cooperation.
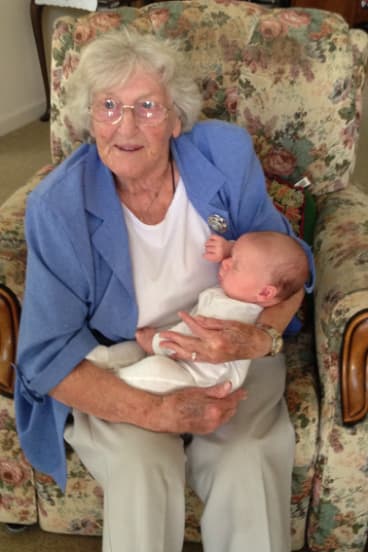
[219,231,309,306]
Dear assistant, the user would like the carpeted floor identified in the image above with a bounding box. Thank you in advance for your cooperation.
[0,121,51,205]
[0,522,103,552]
[0,120,51,206]
[0,520,202,552]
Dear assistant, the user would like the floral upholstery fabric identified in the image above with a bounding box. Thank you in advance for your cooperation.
[50,0,367,196]
[0,2,368,551]
[309,186,368,551]
[0,397,37,525]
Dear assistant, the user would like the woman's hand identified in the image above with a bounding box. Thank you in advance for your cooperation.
[157,289,305,363]
[156,381,247,434]
[51,359,245,434]
[157,311,272,363]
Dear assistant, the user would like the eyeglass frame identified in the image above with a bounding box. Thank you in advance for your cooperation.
[88,97,173,127]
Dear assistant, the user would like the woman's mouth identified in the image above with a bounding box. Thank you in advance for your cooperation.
[115,144,143,152]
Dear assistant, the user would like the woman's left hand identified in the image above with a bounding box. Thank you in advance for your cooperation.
[157,311,272,363]
[158,289,305,363]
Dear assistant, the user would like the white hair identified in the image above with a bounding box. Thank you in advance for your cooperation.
[64,27,202,137]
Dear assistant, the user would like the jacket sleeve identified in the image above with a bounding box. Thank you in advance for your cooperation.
[16,192,99,401]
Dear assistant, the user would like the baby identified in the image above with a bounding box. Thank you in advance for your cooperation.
[87,231,309,392]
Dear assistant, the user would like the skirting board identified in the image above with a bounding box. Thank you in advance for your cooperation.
[0,100,46,137]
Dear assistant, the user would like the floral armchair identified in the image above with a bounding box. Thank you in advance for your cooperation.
[0,1,368,551]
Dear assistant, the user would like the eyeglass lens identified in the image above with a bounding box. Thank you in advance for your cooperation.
[91,98,168,125]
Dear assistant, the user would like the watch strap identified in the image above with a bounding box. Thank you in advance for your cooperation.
[255,323,283,356]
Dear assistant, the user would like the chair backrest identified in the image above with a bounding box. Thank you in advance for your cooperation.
[49,0,368,196]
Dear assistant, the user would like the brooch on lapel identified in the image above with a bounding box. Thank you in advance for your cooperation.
[207,214,228,234]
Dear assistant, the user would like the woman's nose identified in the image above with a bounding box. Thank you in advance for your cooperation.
[115,107,138,133]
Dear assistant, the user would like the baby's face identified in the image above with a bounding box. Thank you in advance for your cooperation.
[218,239,268,302]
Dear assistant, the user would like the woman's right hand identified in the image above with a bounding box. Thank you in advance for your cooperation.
[51,360,246,434]
[155,381,247,435]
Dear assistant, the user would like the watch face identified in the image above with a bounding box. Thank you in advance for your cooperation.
[256,323,283,356]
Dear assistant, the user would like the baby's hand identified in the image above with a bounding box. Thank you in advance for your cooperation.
[136,327,156,354]
[204,234,232,262]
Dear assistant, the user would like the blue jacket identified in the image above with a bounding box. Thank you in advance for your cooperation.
[15,121,314,489]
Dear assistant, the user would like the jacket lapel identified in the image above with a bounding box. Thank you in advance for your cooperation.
[172,135,234,239]
[84,146,136,299]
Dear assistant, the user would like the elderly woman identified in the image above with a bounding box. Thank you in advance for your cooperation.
[15,28,314,552]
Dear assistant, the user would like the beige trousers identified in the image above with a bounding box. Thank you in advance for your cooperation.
[64,354,294,552]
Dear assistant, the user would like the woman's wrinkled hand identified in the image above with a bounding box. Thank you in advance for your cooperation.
[157,381,247,434]
[156,311,272,364]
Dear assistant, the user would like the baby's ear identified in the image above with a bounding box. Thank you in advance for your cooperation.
[258,285,278,304]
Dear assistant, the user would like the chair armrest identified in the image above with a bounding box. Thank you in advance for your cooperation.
[0,165,53,297]
[341,309,368,423]
[0,165,54,395]
[0,285,20,396]
[314,185,368,424]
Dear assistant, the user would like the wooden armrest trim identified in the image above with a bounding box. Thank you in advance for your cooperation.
[0,285,20,397]
[341,309,368,424]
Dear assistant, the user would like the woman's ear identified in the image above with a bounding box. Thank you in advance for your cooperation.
[89,120,95,139]
[172,114,182,138]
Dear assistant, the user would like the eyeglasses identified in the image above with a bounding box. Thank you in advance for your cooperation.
[89,97,171,126]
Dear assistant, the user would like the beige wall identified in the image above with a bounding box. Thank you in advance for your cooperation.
[0,0,44,136]
[0,1,86,137]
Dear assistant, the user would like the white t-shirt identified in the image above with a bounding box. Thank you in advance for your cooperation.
[121,178,219,329]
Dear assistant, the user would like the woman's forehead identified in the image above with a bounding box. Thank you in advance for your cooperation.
[93,67,167,98]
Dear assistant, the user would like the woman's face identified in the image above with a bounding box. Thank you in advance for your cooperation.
[90,68,182,184]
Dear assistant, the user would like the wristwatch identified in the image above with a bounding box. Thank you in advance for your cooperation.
[255,323,283,356]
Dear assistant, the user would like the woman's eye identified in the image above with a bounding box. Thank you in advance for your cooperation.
[141,100,155,110]
[104,98,116,110]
